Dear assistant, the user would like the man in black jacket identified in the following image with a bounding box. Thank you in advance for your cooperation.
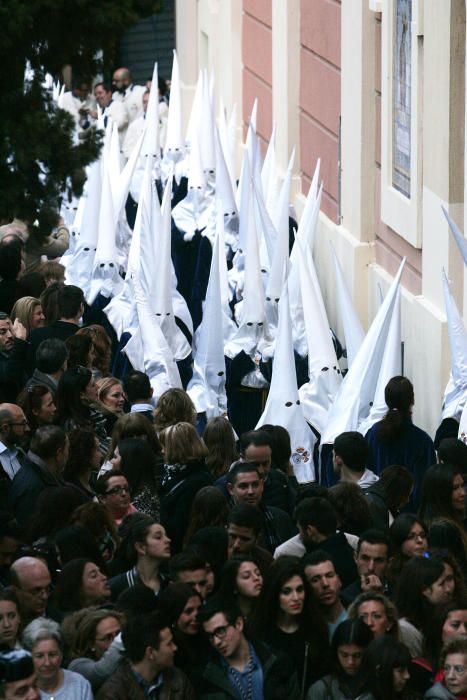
[195,597,300,700]
[0,314,28,403]
[9,425,69,527]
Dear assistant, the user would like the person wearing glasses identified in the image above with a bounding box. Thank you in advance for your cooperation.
[195,596,300,699]
[95,469,137,525]
[9,426,68,529]
[426,636,467,700]
[10,557,52,628]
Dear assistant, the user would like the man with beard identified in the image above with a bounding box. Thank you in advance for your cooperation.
[112,67,146,126]
[0,404,30,484]
[0,314,28,403]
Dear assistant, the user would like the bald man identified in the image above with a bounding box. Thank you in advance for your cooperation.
[10,557,52,626]
[0,403,29,481]
[112,67,146,126]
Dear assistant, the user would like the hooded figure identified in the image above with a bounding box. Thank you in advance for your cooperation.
[331,244,365,369]
[257,280,316,483]
[442,205,467,266]
[320,258,406,450]
[187,211,228,419]
[440,270,467,423]
[297,236,342,435]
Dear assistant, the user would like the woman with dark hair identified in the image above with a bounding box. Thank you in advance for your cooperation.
[158,582,208,674]
[56,558,111,613]
[17,384,56,431]
[217,555,263,619]
[56,366,111,455]
[365,465,414,531]
[0,588,21,649]
[365,376,436,508]
[396,556,455,657]
[359,636,412,700]
[66,607,123,691]
[110,437,161,519]
[387,514,428,584]
[419,463,467,576]
[63,427,101,501]
[183,486,230,547]
[159,421,212,553]
[251,556,330,692]
[328,482,373,536]
[65,333,95,371]
[108,513,171,600]
[70,502,118,564]
[76,324,112,377]
[203,416,238,479]
[26,485,84,546]
[307,618,373,700]
[55,525,106,569]
[348,591,400,639]
[104,412,162,468]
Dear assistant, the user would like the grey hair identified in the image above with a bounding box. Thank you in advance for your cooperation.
[22,617,62,652]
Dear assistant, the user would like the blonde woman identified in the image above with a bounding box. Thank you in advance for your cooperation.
[11,296,44,335]
[97,377,125,415]
[159,421,211,552]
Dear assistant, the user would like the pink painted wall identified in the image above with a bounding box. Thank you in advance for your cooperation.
[373,13,422,294]
[242,0,272,149]
[300,0,341,222]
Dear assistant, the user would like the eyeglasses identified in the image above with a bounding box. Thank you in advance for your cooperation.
[105,485,130,496]
[21,585,51,598]
[8,420,29,427]
[445,665,467,675]
[406,531,426,541]
[206,624,232,642]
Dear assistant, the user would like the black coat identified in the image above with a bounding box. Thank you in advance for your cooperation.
[9,454,63,527]
[159,460,212,553]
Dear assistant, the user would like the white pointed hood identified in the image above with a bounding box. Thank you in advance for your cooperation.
[199,70,216,172]
[218,98,237,195]
[321,258,406,444]
[164,50,185,162]
[141,62,160,159]
[65,158,102,293]
[235,100,258,212]
[266,149,295,303]
[256,283,316,483]
[441,270,467,421]
[215,126,238,221]
[225,172,269,359]
[185,71,203,150]
[331,245,365,367]
[124,286,182,403]
[442,206,467,266]
[297,237,342,433]
[187,221,228,418]
[358,282,402,435]
[289,183,323,356]
[150,177,191,360]
[261,125,278,215]
[88,164,123,304]
[171,133,211,241]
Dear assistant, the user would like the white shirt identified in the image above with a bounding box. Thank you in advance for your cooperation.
[112,84,146,123]
[0,442,22,480]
